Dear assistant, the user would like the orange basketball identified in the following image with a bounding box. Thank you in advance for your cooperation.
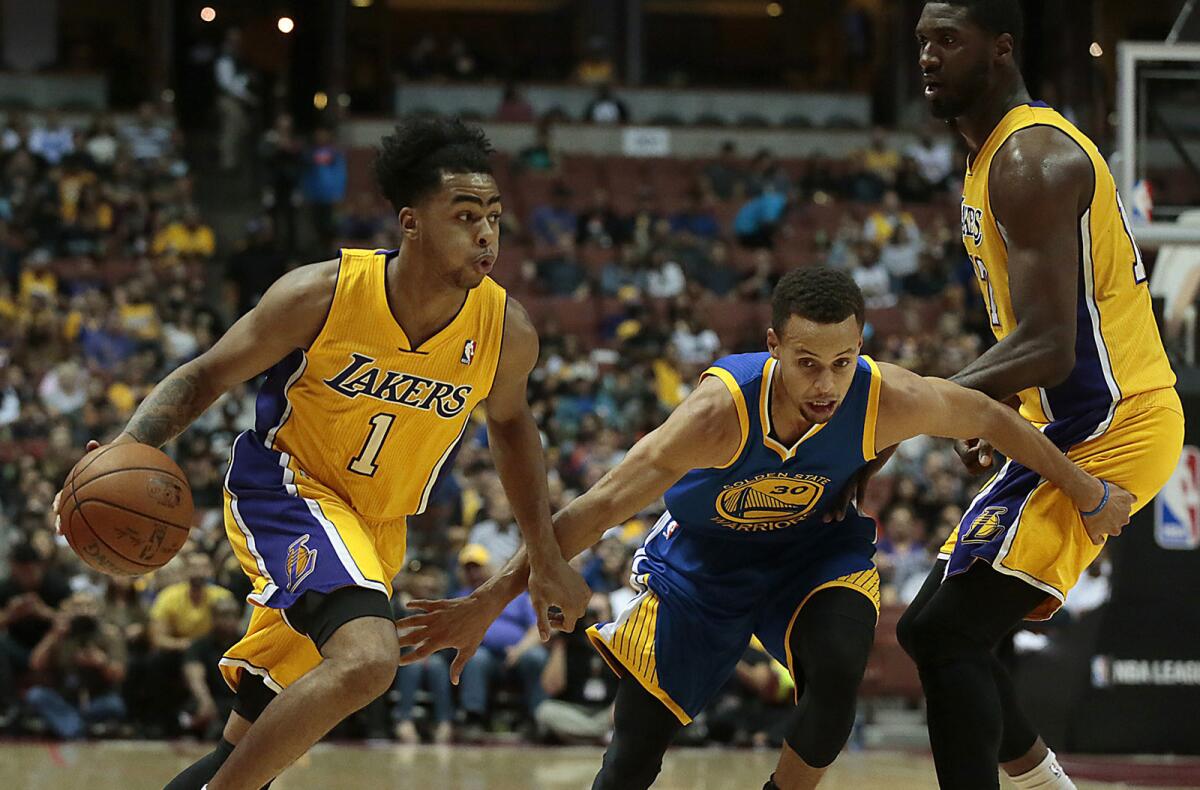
[60,442,194,576]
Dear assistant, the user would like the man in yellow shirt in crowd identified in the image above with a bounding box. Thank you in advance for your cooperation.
[144,553,235,735]
[152,205,216,259]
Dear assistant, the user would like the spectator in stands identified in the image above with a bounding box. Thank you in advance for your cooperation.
[535,234,589,297]
[707,641,795,748]
[671,313,721,367]
[670,188,720,243]
[852,242,896,309]
[83,116,120,171]
[599,245,645,297]
[405,34,440,80]
[455,544,548,739]
[879,223,923,282]
[863,190,919,246]
[531,183,577,247]
[855,127,900,202]
[583,84,628,125]
[581,535,629,594]
[152,205,215,259]
[734,182,788,249]
[28,110,74,166]
[468,477,522,566]
[446,37,478,80]
[38,360,88,418]
[645,248,686,299]
[495,83,536,123]
[745,149,792,198]
[534,595,616,744]
[516,118,559,174]
[738,248,779,300]
[906,128,955,194]
[145,553,233,734]
[576,187,623,248]
[876,504,930,604]
[302,127,347,256]
[181,596,242,738]
[702,141,745,202]
[392,565,454,744]
[338,193,389,245]
[121,102,171,164]
[2,111,30,153]
[214,28,257,171]
[259,113,303,255]
[25,592,126,739]
[0,543,71,720]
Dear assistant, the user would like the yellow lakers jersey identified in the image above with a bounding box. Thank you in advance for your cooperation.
[960,103,1175,424]
[251,248,506,520]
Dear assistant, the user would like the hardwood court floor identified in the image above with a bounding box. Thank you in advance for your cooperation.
[4,741,1198,789]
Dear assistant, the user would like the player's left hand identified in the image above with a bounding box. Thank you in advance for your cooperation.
[1081,480,1135,546]
[528,554,590,640]
[396,594,504,685]
[825,445,897,522]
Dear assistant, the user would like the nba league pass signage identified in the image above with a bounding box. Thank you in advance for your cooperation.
[1068,418,1200,752]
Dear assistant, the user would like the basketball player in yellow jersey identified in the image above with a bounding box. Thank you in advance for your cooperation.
[51,118,591,790]
[881,2,1185,788]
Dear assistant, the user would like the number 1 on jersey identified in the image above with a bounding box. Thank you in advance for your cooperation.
[348,413,396,477]
[972,256,1001,326]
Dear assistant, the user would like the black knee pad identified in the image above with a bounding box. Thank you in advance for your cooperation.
[162,739,235,790]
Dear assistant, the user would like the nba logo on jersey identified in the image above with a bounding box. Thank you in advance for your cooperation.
[1154,446,1200,551]
[461,339,476,366]
[286,535,318,592]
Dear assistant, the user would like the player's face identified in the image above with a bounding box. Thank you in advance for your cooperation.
[916,4,994,120]
[412,172,502,290]
[767,315,862,425]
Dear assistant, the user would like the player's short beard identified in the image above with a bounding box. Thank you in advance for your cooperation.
[931,58,991,120]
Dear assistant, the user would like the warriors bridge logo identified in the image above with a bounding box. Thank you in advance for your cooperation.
[713,473,830,532]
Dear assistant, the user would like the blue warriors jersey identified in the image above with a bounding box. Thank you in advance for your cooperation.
[663,352,883,546]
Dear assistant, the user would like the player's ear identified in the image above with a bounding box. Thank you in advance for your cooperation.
[995,33,1014,61]
[398,207,419,240]
[767,327,781,358]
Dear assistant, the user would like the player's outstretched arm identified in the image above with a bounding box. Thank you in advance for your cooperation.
[874,362,1133,545]
[484,298,591,640]
[398,373,742,680]
[948,126,1095,402]
[120,260,338,448]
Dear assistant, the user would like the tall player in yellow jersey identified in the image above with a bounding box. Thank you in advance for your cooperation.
[893,2,1185,788]
[52,118,591,790]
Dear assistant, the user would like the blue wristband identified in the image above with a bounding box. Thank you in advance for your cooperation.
[1080,480,1110,518]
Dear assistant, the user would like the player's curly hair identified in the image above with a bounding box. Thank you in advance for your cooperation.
[771,267,865,331]
[935,0,1023,47]
[374,116,495,211]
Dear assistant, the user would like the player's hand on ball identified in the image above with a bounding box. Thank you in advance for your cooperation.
[527,555,591,640]
[1081,481,1135,546]
[53,439,101,535]
[955,438,996,475]
[396,595,504,684]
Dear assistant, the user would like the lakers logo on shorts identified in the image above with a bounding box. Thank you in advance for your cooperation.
[713,473,831,532]
[286,535,318,593]
[962,506,1008,544]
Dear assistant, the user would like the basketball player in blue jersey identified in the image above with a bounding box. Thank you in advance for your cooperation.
[51,118,591,790]
[862,2,1184,788]
[396,268,1131,790]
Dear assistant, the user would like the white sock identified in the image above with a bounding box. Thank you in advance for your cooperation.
[1009,748,1077,789]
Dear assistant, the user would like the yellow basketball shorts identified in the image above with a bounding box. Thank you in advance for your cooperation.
[218,432,407,692]
[941,388,1184,620]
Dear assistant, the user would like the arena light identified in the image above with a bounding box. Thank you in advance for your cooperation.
[200,6,216,22]
[351,0,374,7]
[766,2,783,17]
[313,91,329,110]
[277,16,295,34]
[337,93,352,108]
[1090,42,1104,58]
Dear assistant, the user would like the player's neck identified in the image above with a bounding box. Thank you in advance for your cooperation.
[957,76,1032,154]
[769,378,813,447]
[387,250,468,348]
